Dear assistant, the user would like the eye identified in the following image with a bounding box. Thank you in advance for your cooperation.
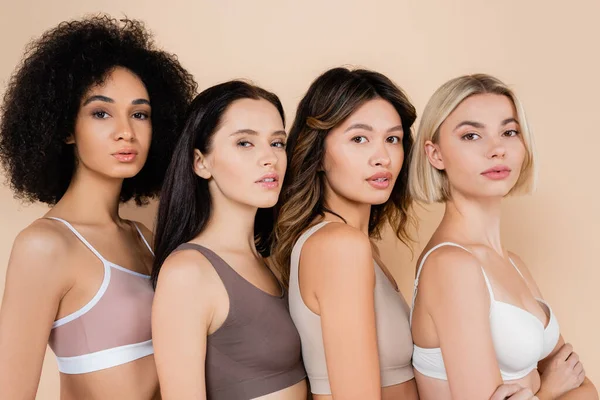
[461,133,481,141]
[352,136,368,144]
[132,112,150,120]
[237,140,253,148]
[92,110,110,119]
[386,136,401,144]
[271,140,286,148]
[503,129,520,137]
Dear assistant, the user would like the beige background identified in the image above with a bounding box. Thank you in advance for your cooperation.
[1,0,598,398]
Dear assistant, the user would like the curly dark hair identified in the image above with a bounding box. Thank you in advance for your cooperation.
[0,15,197,205]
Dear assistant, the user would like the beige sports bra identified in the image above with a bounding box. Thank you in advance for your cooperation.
[288,221,414,394]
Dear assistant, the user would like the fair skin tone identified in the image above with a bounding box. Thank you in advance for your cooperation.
[411,93,597,400]
[297,98,419,400]
[0,67,159,400]
[152,98,307,400]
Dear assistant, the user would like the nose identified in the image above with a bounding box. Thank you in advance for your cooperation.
[258,144,278,168]
[486,137,506,159]
[115,115,135,142]
[370,141,391,167]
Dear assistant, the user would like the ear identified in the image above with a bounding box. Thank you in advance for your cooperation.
[193,149,212,179]
[424,140,445,170]
[65,134,75,145]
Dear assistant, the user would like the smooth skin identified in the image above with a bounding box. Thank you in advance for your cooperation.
[152,98,307,400]
[297,99,419,400]
[411,93,597,400]
[0,67,160,400]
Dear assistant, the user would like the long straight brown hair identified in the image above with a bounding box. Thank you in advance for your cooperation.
[272,67,417,287]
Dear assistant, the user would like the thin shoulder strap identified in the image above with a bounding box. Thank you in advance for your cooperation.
[45,217,106,263]
[508,257,526,280]
[131,222,154,256]
[410,242,495,324]
[479,267,496,302]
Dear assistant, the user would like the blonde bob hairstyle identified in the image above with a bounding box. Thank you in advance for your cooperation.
[409,73,537,203]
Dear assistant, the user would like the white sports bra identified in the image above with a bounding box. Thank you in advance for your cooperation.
[410,242,560,381]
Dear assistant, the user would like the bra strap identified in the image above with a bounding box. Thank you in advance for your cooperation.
[132,222,154,256]
[411,242,487,324]
[508,258,526,280]
[479,267,496,302]
[46,217,107,263]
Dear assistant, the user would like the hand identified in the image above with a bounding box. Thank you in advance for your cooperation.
[491,383,538,400]
[538,343,585,399]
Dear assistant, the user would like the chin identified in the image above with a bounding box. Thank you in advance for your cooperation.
[253,196,280,209]
[108,165,145,178]
[369,192,393,206]
[470,189,511,200]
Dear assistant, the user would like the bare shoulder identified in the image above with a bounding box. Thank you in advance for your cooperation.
[155,247,222,296]
[15,218,72,252]
[302,222,374,280]
[303,222,372,258]
[5,218,75,291]
[418,244,487,301]
[9,219,73,268]
[415,244,493,328]
[420,244,481,279]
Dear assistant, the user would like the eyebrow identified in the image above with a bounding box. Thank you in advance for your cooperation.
[344,123,404,133]
[229,129,287,137]
[82,95,150,106]
[454,120,485,131]
[454,118,519,131]
[501,118,519,126]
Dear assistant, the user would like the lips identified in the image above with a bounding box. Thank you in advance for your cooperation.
[256,173,280,189]
[112,148,138,163]
[481,165,511,174]
[481,165,511,180]
[367,171,393,189]
[255,173,279,183]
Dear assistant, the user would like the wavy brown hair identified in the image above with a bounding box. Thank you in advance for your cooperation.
[272,67,417,287]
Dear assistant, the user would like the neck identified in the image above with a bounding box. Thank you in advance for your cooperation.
[323,184,371,236]
[53,165,124,225]
[442,191,504,255]
[197,191,259,256]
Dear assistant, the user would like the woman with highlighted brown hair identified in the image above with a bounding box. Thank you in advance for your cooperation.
[0,16,196,399]
[409,74,598,399]
[271,67,419,400]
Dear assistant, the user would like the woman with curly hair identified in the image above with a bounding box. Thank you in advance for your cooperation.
[0,16,196,399]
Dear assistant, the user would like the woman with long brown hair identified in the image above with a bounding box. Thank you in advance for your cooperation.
[272,67,419,400]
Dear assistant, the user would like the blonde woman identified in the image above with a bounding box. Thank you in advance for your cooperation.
[409,74,598,400]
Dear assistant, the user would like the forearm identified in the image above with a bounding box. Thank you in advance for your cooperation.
[537,378,598,400]
[557,379,598,400]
